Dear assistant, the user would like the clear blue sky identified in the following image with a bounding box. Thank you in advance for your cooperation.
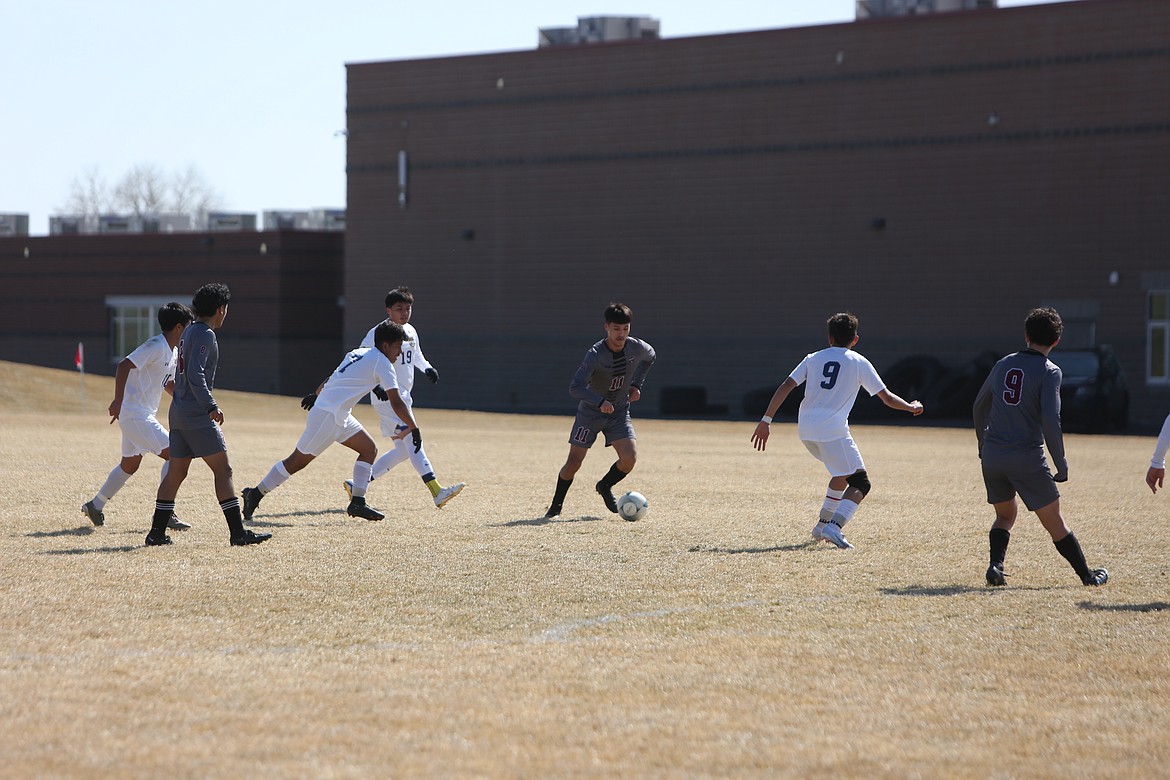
[2,0,1069,235]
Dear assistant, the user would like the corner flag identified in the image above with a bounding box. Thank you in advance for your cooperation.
[75,342,84,372]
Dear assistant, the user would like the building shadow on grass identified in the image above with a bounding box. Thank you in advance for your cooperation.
[689,541,819,555]
[1079,601,1169,613]
[494,515,604,528]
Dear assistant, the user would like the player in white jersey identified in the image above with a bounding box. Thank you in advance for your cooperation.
[1145,412,1170,494]
[751,312,924,549]
[242,320,421,522]
[347,287,464,509]
[81,302,193,529]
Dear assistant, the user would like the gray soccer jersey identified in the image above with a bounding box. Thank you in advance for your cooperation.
[570,337,656,413]
[170,321,220,430]
[973,348,1067,475]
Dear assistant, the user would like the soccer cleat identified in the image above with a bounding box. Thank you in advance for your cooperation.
[986,563,1007,587]
[346,497,385,522]
[1082,568,1109,586]
[167,513,191,531]
[342,479,354,500]
[545,503,563,519]
[811,521,828,542]
[144,531,172,546]
[241,487,263,521]
[434,482,465,509]
[81,500,105,527]
[820,522,854,550]
[595,481,618,514]
[230,529,272,546]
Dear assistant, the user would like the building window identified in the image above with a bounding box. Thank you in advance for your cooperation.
[1149,291,1170,383]
[106,295,186,362]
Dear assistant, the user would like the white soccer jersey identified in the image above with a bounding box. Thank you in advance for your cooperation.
[361,321,431,405]
[120,333,177,420]
[314,347,399,426]
[790,347,885,442]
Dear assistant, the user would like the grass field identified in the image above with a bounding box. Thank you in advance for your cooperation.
[1,360,1167,778]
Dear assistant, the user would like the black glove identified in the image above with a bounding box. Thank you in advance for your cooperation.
[372,385,389,402]
[1053,470,1068,483]
[425,367,439,384]
[300,392,317,410]
[411,428,422,453]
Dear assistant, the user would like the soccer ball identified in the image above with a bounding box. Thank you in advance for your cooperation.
[617,491,649,522]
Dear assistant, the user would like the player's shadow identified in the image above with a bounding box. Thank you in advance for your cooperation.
[27,527,96,538]
[1079,601,1169,613]
[879,584,984,597]
[39,545,141,555]
[247,508,344,527]
[495,515,604,527]
[689,541,819,555]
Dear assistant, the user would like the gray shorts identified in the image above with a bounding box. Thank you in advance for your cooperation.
[568,406,634,449]
[981,447,1060,511]
[169,423,228,459]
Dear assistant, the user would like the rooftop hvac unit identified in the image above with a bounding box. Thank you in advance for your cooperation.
[98,214,143,234]
[0,213,29,236]
[50,215,91,235]
[142,214,192,233]
[311,208,345,231]
[263,210,312,230]
[207,211,257,232]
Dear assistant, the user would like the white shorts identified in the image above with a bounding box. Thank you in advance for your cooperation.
[296,408,366,457]
[372,394,413,438]
[120,415,170,458]
[803,436,865,478]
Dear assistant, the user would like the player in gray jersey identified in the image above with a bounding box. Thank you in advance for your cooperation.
[145,283,270,547]
[973,307,1107,586]
[545,303,656,518]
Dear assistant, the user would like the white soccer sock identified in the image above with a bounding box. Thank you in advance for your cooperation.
[372,443,409,481]
[352,460,374,498]
[408,441,434,479]
[820,487,846,522]
[94,466,134,510]
[830,499,860,528]
[258,461,291,495]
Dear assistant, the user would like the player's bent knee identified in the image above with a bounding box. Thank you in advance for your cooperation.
[846,470,872,496]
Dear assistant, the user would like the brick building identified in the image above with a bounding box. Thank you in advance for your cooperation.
[344,0,1170,427]
[0,230,344,395]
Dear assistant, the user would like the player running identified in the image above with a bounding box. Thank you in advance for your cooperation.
[83,302,193,530]
[343,287,464,509]
[973,307,1108,587]
[243,320,421,522]
[751,312,924,549]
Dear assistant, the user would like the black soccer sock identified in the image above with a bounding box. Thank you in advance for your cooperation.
[598,463,629,490]
[550,476,573,509]
[1053,532,1092,581]
[221,497,245,537]
[989,528,1010,566]
[151,501,175,535]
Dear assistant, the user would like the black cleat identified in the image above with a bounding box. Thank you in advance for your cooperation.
[144,531,173,547]
[545,503,563,519]
[167,513,191,531]
[986,564,1006,587]
[230,529,272,546]
[241,487,263,521]
[346,497,385,522]
[1082,568,1109,586]
[595,481,618,514]
[81,500,105,527]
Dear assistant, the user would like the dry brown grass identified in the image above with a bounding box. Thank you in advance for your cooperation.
[1,360,1168,778]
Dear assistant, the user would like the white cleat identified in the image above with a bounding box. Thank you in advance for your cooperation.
[811,521,829,542]
[820,522,854,550]
[434,482,465,508]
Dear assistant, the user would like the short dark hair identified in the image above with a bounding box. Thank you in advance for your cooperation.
[605,303,632,324]
[385,287,414,308]
[191,283,231,318]
[373,319,406,349]
[1025,307,1063,347]
[827,312,858,346]
[158,302,194,331]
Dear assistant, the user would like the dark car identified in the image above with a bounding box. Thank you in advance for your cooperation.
[1053,346,1129,432]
